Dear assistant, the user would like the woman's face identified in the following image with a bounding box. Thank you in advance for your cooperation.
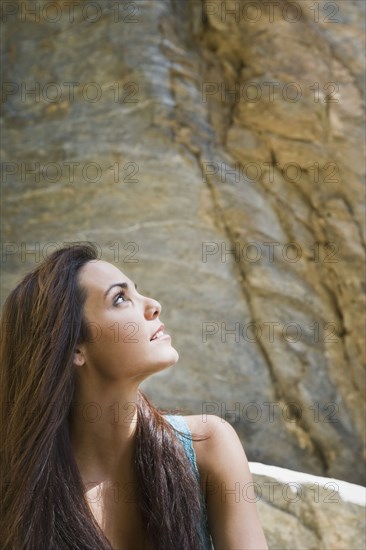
[76,259,179,382]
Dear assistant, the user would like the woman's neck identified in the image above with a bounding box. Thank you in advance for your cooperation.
[68,381,140,483]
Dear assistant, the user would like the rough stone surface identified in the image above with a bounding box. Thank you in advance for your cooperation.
[1,0,365,498]
[250,463,365,550]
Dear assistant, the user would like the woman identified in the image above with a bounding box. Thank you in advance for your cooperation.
[0,243,268,550]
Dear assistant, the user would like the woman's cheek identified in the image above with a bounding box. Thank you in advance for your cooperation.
[123,322,143,345]
[105,318,145,346]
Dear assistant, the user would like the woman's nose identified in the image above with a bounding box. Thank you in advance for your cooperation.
[144,297,161,319]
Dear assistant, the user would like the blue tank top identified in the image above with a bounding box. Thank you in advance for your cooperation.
[164,414,213,550]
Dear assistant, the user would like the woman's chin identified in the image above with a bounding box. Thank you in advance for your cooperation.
[158,348,180,370]
[164,348,179,367]
[171,348,179,364]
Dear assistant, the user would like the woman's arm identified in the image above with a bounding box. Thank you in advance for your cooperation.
[202,415,269,550]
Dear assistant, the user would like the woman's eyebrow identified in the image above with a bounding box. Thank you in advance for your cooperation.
[104,281,137,299]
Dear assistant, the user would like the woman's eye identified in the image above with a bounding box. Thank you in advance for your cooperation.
[114,292,128,305]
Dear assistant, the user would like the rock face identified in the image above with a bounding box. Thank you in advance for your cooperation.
[249,462,365,549]
[1,0,365,490]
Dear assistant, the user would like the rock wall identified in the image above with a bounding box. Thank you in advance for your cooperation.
[1,0,365,487]
[250,462,365,549]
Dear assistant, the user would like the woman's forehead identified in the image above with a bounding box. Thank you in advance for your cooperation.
[78,260,130,291]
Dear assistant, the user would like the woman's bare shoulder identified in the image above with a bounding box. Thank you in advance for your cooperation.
[182,415,269,549]
[182,414,230,475]
[183,413,225,440]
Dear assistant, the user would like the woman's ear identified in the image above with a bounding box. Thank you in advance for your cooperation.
[73,348,85,367]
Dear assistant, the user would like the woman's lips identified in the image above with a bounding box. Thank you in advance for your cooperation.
[151,332,171,341]
[150,323,165,340]
[150,324,172,342]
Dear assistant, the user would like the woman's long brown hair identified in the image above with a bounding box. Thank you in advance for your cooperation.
[0,243,209,550]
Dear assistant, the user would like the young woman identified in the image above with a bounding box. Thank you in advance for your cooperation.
[0,243,268,550]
